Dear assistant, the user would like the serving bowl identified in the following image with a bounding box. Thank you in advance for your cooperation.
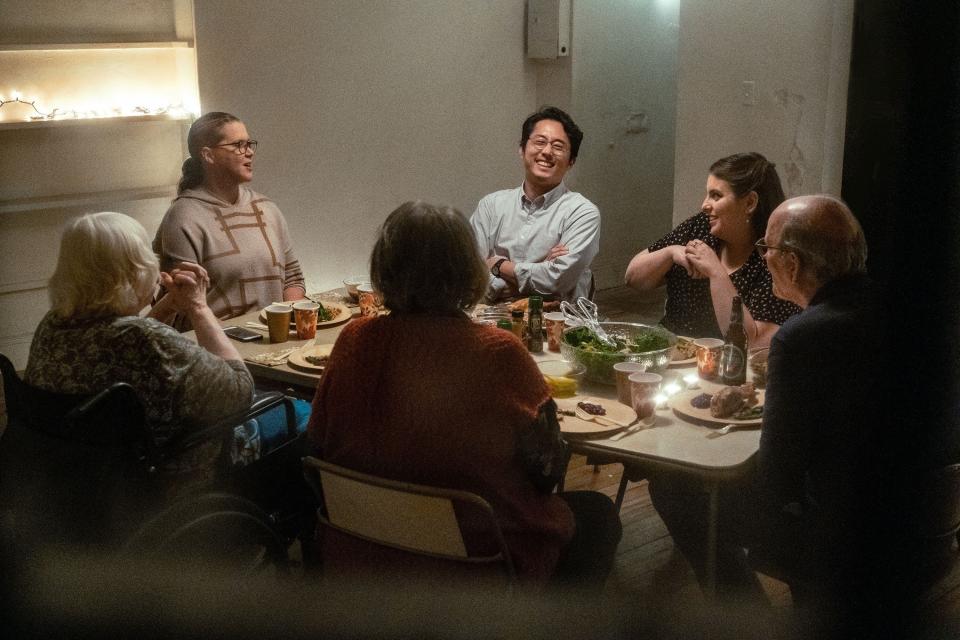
[560,322,677,385]
[343,275,370,301]
[537,360,586,398]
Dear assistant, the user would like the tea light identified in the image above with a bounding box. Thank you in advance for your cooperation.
[683,373,700,389]
[654,392,669,409]
[663,381,682,397]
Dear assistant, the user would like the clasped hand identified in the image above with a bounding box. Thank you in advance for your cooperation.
[676,240,722,279]
[159,262,211,314]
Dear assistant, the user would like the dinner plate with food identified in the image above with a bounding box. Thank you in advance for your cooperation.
[258,300,351,328]
[670,336,698,367]
[509,296,561,313]
[671,383,764,427]
[287,343,334,372]
[553,396,637,438]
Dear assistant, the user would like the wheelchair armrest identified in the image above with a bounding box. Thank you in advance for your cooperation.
[62,382,147,446]
[167,392,296,454]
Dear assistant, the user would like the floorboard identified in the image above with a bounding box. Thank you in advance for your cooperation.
[569,287,960,632]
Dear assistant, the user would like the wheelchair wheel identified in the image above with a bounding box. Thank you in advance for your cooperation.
[120,492,290,576]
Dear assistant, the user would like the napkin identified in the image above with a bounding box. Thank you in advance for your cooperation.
[245,348,296,367]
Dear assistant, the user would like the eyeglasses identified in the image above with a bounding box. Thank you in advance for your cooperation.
[211,139,258,155]
[528,136,569,156]
[755,238,792,257]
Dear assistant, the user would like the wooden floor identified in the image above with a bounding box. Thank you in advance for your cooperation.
[572,287,960,636]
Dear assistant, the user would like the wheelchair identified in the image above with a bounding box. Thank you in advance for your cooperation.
[0,353,315,578]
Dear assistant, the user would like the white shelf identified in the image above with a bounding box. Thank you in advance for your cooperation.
[0,41,193,51]
[0,113,192,131]
[0,184,178,214]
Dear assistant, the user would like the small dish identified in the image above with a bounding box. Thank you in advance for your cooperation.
[343,276,370,301]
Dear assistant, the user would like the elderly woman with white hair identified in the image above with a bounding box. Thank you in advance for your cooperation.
[24,211,255,478]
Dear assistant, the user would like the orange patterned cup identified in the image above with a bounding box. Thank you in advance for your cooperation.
[694,338,724,382]
[543,312,566,352]
[293,301,319,340]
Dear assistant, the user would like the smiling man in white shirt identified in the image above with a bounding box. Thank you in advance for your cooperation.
[470,106,600,303]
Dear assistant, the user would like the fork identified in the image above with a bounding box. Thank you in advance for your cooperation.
[609,423,643,441]
[707,423,749,438]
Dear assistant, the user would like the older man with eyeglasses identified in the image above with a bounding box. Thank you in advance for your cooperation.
[649,195,914,633]
[470,106,600,303]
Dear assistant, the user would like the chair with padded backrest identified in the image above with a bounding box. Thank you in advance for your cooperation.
[0,352,294,569]
[302,456,515,586]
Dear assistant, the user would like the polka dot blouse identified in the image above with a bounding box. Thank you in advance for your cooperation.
[647,212,801,339]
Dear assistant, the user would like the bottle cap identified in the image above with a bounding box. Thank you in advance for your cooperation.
[496,319,514,330]
[511,309,524,319]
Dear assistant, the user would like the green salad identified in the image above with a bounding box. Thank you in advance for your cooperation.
[563,325,670,354]
[562,325,674,384]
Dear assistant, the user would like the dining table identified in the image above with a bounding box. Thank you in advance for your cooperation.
[192,293,762,597]
[534,349,761,598]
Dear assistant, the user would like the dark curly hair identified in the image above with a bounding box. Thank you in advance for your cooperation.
[370,201,488,314]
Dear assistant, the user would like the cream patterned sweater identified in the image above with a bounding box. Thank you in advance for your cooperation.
[154,186,305,330]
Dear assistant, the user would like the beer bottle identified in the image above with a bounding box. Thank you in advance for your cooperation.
[721,296,747,385]
[527,296,544,353]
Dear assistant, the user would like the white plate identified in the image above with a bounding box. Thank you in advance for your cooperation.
[670,388,765,427]
[259,301,352,328]
[670,336,698,367]
[287,343,334,372]
[554,396,637,438]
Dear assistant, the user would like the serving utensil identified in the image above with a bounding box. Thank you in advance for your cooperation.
[560,297,617,348]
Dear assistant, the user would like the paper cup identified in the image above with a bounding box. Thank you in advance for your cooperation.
[694,338,724,381]
[613,362,646,406]
[357,284,382,317]
[543,311,566,352]
[293,301,320,340]
[265,304,292,343]
[629,372,662,421]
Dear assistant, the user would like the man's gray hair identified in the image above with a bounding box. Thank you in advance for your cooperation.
[779,195,868,285]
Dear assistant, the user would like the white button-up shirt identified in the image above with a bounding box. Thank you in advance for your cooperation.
[470,181,600,302]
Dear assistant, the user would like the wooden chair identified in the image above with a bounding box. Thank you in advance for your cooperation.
[302,456,515,585]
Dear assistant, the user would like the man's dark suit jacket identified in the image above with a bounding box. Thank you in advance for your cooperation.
[757,273,890,581]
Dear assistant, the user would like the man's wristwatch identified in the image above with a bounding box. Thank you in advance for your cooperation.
[490,257,508,278]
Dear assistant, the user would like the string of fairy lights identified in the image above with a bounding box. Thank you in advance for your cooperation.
[0,91,192,121]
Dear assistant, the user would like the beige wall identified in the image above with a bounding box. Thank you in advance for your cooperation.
[1,0,852,369]
[0,0,196,369]
[569,0,679,289]
[194,0,537,293]
[672,0,853,224]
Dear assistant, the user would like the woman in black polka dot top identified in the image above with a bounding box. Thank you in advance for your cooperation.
[624,153,801,347]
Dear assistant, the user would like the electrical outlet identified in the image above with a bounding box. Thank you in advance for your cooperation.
[741,80,758,106]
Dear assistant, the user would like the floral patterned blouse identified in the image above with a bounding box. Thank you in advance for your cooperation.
[648,212,801,338]
[25,312,254,448]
